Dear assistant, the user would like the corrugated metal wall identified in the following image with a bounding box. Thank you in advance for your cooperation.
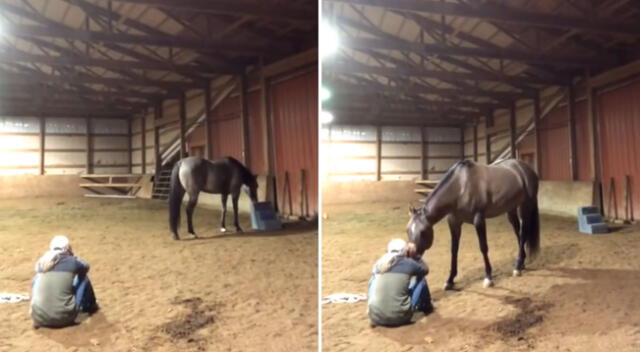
[271,70,318,215]
[538,105,571,180]
[0,116,129,175]
[322,125,462,182]
[597,80,640,220]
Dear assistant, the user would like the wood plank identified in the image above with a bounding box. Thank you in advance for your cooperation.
[84,194,136,199]
[81,174,142,178]
[415,180,439,185]
[79,183,142,187]
[376,126,382,181]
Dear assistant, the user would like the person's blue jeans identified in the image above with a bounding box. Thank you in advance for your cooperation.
[73,275,98,313]
[409,277,432,312]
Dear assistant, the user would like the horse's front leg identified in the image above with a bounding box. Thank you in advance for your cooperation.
[473,213,493,288]
[444,216,462,291]
[232,194,242,232]
[220,193,228,233]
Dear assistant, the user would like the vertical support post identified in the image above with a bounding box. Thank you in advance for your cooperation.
[473,123,478,162]
[533,93,542,176]
[567,83,578,181]
[485,111,493,164]
[154,104,161,176]
[140,115,146,174]
[460,126,465,160]
[420,126,426,179]
[39,116,45,175]
[127,118,132,173]
[179,93,187,158]
[86,117,92,174]
[239,73,251,167]
[260,59,275,205]
[587,72,603,212]
[203,83,212,160]
[509,103,517,159]
[376,125,382,181]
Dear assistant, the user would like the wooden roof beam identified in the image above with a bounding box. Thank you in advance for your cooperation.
[111,0,315,25]
[328,0,640,35]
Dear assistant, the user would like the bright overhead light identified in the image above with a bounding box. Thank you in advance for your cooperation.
[320,86,332,102]
[320,111,334,124]
[320,21,340,60]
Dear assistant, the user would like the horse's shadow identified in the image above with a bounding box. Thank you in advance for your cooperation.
[183,220,317,241]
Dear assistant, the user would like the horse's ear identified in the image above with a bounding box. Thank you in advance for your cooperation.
[408,204,416,216]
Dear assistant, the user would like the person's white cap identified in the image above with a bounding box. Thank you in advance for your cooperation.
[49,235,70,252]
[387,238,407,254]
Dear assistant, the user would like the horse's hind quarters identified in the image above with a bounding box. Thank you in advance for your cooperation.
[513,269,522,277]
[483,278,494,288]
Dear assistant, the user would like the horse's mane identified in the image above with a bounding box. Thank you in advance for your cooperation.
[422,160,472,207]
[223,156,253,180]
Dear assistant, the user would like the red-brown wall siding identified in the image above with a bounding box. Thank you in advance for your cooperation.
[271,71,318,215]
[538,105,571,180]
[597,80,640,220]
[574,100,591,181]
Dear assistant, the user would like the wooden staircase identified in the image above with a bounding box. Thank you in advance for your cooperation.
[152,165,173,200]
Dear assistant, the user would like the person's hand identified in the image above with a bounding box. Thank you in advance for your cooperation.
[406,242,417,258]
[68,245,74,256]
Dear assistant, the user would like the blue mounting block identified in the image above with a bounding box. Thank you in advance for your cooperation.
[577,206,609,234]
[251,201,282,231]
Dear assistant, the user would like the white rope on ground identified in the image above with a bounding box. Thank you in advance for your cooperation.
[0,293,30,304]
[321,293,367,305]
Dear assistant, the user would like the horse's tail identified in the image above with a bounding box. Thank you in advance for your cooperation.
[524,197,540,258]
[515,159,540,258]
[168,161,185,237]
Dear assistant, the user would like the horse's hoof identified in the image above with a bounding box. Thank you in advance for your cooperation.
[236,228,243,233]
[483,278,494,288]
[513,269,522,277]
[172,236,179,241]
[220,228,227,233]
[188,232,198,239]
[443,282,455,291]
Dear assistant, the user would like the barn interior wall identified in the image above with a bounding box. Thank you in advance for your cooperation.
[0,116,129,176]
[322,125,463,182]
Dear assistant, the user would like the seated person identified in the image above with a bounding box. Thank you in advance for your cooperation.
[367,238,432,326]
[30,235,99,328]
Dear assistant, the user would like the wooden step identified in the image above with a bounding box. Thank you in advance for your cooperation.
[81,174,141,178]
[80,183,142,188]
[414,188,433,195]
[85,194,136,199]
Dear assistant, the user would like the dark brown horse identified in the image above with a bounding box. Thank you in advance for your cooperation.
[407,159,540,289]
[168,156,258,240]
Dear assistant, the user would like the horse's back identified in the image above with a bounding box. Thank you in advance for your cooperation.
[471,160,535,217]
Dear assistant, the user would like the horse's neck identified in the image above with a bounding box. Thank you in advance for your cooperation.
[423,183,458,224]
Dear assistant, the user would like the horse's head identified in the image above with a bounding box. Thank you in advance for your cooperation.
[243,174,259,203]
[406,205,434,259]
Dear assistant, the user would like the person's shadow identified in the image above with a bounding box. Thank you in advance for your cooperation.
[35,311,115,348]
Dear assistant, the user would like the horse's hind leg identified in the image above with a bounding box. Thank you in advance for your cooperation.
[473,213,493,288]
[508,210,525,276]
[220,193,228,233]
[232,194,242,232]
[444,216,462,291]
[186,193,199,238]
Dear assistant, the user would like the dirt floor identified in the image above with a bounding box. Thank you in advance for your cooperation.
[322,202,640,352]
[0,197,317,352]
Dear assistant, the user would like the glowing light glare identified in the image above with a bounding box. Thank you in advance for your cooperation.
[320,111,334,124]
[320,21,340,60]
[320,86,332,101]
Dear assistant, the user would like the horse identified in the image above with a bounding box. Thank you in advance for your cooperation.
[168,156,258,240]
[406,159,540,290]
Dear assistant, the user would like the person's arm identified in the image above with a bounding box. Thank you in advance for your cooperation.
[74,257,90,277]
[408,257,429,277]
